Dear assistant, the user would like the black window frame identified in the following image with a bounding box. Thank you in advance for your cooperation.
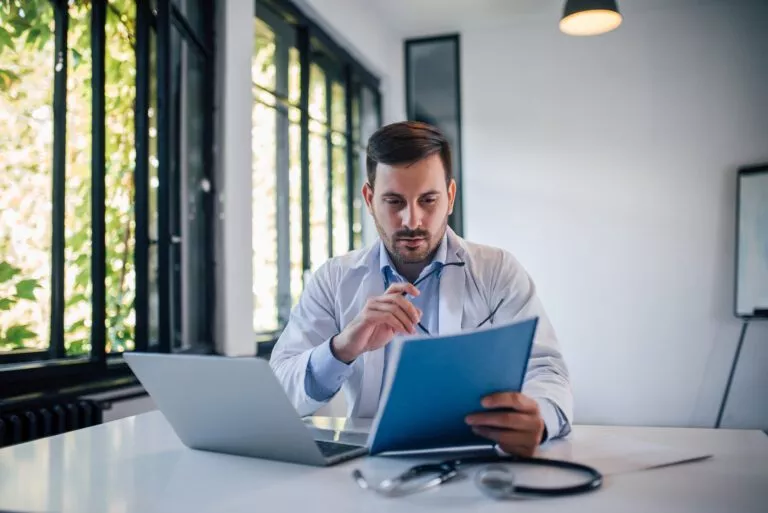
[0,0,217,398]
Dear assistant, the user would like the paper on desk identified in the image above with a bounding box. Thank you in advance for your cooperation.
[537,430,713,476]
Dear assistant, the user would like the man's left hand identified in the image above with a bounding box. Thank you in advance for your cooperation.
[465,392,545,457]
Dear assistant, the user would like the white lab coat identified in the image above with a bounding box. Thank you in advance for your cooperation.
[270,228,573,436]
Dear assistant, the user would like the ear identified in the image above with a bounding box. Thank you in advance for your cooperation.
[447,179,457,215]
[362,182,375,213]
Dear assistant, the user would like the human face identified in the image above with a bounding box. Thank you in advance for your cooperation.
[363,153,456,267]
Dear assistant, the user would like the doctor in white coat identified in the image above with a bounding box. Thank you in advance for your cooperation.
[270,121,572,456]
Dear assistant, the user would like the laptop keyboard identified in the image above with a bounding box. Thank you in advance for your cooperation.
[315,439,363,458]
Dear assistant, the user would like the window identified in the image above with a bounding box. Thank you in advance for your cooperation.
[0,0,216,394]
[252,1,382,335]
[405,34,463,235]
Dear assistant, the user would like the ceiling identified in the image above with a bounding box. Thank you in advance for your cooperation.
[369,0,569,37]
[369,0,729,38]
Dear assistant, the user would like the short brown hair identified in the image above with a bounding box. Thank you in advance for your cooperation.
[365,121,453,187]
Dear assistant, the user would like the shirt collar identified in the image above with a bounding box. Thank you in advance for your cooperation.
[379,232,449,281]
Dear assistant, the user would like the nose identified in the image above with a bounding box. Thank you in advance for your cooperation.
[400,203,424,230]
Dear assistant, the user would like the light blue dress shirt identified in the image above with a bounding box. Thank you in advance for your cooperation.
[305,234,448,402]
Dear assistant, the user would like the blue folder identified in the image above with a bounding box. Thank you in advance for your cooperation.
[367,317,539,454]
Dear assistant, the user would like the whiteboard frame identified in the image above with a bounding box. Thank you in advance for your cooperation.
[735,163,768,319]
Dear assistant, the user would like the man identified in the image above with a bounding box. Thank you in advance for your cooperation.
[270,121,572,456]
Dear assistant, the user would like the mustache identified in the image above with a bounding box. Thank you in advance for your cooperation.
[394,229,429,239]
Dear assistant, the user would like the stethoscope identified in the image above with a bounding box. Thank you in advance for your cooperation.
[353,453,603,499]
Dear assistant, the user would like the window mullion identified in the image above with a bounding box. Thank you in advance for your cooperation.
[50,0,68,360]
[325,69,333,258]
[344,66,354,252]
[298,27,311,283]
[156,0,172,353]
[134,0,151,353]
[275,37,291,327]
[90,0,107,363]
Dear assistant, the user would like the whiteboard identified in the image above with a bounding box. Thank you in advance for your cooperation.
[736,168,768,317]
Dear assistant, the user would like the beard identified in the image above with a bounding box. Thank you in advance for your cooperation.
[372,213,449,266]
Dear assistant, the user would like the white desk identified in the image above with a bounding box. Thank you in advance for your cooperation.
[0,411,766,513]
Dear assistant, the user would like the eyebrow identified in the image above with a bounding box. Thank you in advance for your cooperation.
[381,190,442,199]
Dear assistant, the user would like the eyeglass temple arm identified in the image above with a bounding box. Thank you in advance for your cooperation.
[476,299,504,328]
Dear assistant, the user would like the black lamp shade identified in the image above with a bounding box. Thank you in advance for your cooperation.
[563,0,620,18]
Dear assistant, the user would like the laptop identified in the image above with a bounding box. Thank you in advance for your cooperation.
[123,352,367,466]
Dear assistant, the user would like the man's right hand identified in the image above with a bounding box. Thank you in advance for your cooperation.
[330,283,422,364]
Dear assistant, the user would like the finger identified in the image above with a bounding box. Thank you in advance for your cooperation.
[471,427,537,457]
[385,282,420,297]
[364,298,411,333]
[464,411,540,432]
[379,294,421,325]
[371,300,417,333]
[482,392,539,413]
[369,303,414,334]
[368,311,408,337]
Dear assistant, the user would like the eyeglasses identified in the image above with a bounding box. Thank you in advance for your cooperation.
[404,262,504,336]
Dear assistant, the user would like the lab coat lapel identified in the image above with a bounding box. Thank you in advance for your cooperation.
[438,231,467,335]
[356,242,387,418]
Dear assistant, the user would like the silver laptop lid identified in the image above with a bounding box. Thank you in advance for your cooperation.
[124,353,328,466]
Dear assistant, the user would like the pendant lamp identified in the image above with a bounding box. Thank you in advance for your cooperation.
[560,0,622,36]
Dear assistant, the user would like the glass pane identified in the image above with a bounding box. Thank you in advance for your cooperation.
[288,117,302,305]
[0,2,54,353]
[331,141,349,255]
[309,63,326,123]
[252,84,279,332]
[309,126,328,271]
[288,47,300,106]
[104,0,136,353]
[182,45,208,347]
[148,28,159,349]
[331,81,346,134]
[64,3,92,356]
[407,40,460,174]
[253,17,276,91]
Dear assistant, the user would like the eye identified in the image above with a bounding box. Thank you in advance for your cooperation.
[421,196,437,204]
[384,198,404,206]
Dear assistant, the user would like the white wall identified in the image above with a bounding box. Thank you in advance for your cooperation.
[460,0,768,429]
[214,0,256,356]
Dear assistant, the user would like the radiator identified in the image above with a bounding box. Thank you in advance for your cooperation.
[0,399,103,448]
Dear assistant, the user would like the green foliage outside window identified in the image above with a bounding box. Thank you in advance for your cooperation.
[0,0,140,355]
